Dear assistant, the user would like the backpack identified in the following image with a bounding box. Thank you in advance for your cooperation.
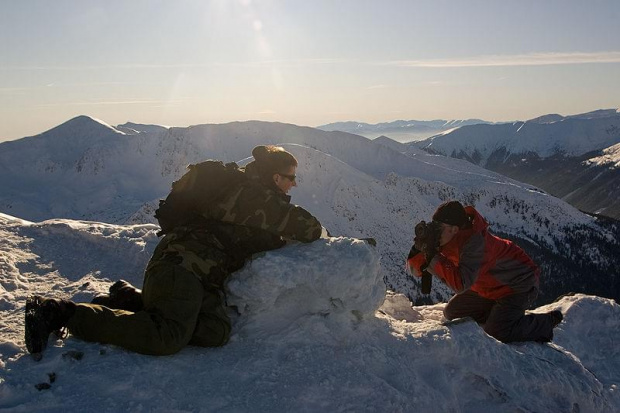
[154,160,246,236]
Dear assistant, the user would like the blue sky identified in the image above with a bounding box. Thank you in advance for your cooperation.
[1,0,619,141]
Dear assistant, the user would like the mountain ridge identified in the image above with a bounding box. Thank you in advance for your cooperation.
[317,118,493,142]
[0,116,619,304]
[412,109,620,218]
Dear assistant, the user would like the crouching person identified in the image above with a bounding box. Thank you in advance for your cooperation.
[25,145,323,357]
[407,200,563,343]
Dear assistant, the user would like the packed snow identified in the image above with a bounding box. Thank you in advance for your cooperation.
[0,215,619,412]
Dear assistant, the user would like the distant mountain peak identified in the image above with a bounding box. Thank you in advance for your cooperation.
[527,113,564,124]
[569,108,620,120]
[43,115,125,138]
[62,115,122,131]
[528,109,620,124]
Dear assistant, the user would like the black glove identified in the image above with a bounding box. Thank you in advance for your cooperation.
[361,237,377,247]
[108,280,143,312]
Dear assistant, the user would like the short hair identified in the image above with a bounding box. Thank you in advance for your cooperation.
[432,200,468,228]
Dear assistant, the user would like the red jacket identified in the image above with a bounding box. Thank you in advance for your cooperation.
[407,206,539,300]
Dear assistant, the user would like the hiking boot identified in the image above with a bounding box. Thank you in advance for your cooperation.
[25,296,76,356]
[550,310,563,327]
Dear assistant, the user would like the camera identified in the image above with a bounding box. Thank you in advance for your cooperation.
[414,220,442,294]
[414,220,442,255]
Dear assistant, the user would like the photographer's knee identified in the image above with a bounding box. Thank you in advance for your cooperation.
[443,305,456,321]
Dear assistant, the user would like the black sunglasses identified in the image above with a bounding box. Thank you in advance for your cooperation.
[278,173,296,182]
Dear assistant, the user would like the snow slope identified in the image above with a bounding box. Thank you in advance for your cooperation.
[409,110,620,219]
[0,215,618,412]
[416,109,620,164]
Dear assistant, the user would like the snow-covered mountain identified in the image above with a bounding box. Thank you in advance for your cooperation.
[0,214,619,412]
[413,109,620,219]
[115,121,169,136]
[1,116,619,305]
[317,118,493,142]
[0,116,169,223]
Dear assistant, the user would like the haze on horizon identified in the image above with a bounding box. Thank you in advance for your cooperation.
[1,0,619,142]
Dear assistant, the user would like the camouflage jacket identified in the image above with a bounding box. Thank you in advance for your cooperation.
[147,163,322,288]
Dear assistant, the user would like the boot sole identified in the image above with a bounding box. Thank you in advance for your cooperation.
[25,296,47,355]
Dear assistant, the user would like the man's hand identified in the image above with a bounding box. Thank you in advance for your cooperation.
[421,271,432,294]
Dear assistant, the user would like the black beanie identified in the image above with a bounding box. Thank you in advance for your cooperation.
[432,201,468,227]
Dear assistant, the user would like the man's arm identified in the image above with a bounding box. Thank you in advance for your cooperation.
[210,185,322,243]
[426,232,486,293]
[407,245,436,294]
[406,245,427,277]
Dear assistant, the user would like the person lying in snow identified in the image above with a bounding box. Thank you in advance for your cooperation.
[407,200,563,343]
[25,145,323,357]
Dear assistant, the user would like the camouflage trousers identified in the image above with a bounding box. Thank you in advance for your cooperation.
[66,260,231,356]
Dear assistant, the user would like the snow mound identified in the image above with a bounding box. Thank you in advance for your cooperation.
[227,237,385,338]
[537,294,620,387]
[375,293,620,412]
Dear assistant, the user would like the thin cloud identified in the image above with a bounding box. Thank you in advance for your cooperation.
[47,81,136,87]
[0,82,133,91]
[385,51,620,68]
[367,84,390,90]
[1,58,349,71]
[0,87,33,92]
[35,99,175,107]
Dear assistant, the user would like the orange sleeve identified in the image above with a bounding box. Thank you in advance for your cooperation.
[406,253,427,278]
